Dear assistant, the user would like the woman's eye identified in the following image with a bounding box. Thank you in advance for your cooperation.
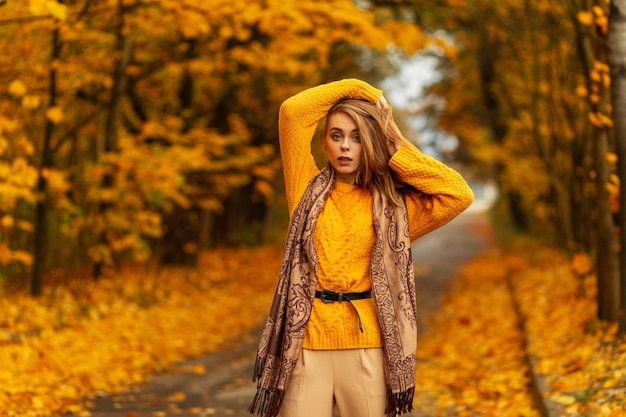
[353,135,361,142]
[332,134,342,141]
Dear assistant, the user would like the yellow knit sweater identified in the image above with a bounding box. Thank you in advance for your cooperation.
[278,79,474,350]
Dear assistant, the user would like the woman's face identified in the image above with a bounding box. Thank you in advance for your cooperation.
[324,112,363,184]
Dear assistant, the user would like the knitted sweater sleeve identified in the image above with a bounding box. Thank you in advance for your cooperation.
[389,142,474,241]
[279,79,382,215]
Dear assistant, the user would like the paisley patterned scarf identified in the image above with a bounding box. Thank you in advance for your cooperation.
[249,164,417,417]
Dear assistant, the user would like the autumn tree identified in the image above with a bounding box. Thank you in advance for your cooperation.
[0,1,65,293]
[368,0,622,322]
[573,1,620,322]
[609,0,626,331]
[0,0,428,291]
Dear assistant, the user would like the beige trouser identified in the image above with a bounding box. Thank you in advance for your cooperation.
[278,348,387,417]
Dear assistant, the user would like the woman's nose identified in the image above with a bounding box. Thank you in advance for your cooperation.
[341,138,350,150]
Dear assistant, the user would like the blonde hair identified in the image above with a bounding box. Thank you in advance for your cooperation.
[324,99,407,206]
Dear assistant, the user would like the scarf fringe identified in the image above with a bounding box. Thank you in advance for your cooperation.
[385,387,415,417]
[251,355,263,381]
[248,387,285,417]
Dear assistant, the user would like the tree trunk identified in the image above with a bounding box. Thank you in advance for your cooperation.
[526,0,575,243]
[32,20,61,296]
[571,132,594,251]
[572,2,621,322]
[209,184,268,247]
[159,39,201,266]
[93,1,131,279]
[161,209,200,266]
[596,127,621,321]
[608,0,626,331]
[476,33,529,232]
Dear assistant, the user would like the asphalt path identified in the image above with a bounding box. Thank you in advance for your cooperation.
[84,200,494,417]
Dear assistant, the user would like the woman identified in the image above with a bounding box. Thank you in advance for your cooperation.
[249,79,474,417]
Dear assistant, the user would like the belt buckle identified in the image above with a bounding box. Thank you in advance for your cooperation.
[320,289,338,304]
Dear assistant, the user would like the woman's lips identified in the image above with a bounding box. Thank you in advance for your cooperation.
[338,156,352,165]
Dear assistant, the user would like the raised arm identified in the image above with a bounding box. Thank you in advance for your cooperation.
[374,96,473,240]
[279,79,382,215]
[390,143,474,241]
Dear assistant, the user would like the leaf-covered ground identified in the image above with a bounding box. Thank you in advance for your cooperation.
[0,247,283,416]
[413,240,626,416]
[2,242,625,416]
[412,247,540,416]
[509,242,626,416]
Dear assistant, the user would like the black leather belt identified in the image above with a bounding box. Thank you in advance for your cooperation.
[314,289,372,332]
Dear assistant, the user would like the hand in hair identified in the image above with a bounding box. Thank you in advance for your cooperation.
[376,95,404,156]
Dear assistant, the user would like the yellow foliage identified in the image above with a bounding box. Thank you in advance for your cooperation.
[0,244,33,267]
[177,9,210,39]
[589,112,614,128]
[16,137,35,156]
[45,106,65,124]
[415,242,626,415]
[45,0,69,20]
[0,0,430,276]
[413,250,540,416]
[0,215,14,230]
[8,80,28,97]
[593,60,610,74]
[0,116,19,135]
[0,157,38,210]
[571,252,592,276]
[254,180,274,200]
[592,5,605,17]
[577,11,594,26]
[28,0,68,20]
[228,114,252,144]
[603,73,611,89]
[511,242,626,415]
[0,244,11,266]
[607,152,618,169]
[10,250,34,267]
[0,138,7,157]
[0,246,283,416]
[42,169,71,197]
[590,69,602,83]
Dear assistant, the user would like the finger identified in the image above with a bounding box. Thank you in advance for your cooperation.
[378,95,388,110]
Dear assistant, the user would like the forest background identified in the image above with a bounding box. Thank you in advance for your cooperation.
[1,0,626,413]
